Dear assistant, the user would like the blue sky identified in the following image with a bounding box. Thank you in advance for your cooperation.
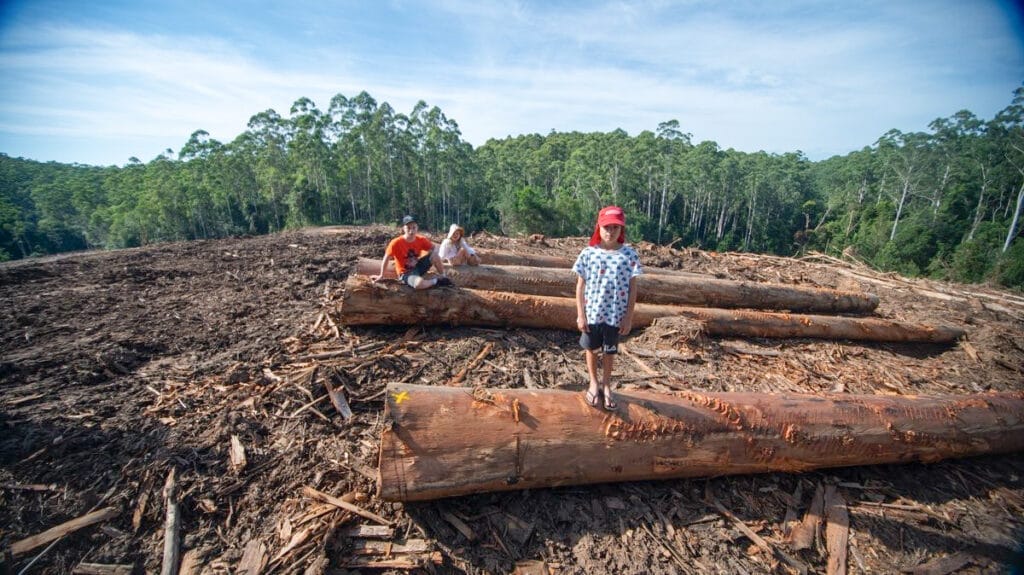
[1,0,1022,167]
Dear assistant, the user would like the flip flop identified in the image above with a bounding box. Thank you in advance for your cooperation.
[603,391,618,411]
[584,389,602,408]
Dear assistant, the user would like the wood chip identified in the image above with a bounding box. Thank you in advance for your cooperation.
[790,483,824,551]
[229,435,247,471]
[160,468,180,575]
[352,539,431,555]
[11,506,120,557]
[344,551,442,569]
[178,548,204,575]
[711,497,807,575]
[339,525,394,539]
[441,511,476,541]
[501,512,534,544]
[514,559,549,575]
[0,482,58,492]
[132,474,155,534]
[72,563,134,575]
[324,376,353,420]
[238,539,268,574]
[302,486,390,525]
[448,342,494,386]
[621,344,660,375]
[824,485,849,575]
[902,552,971,575]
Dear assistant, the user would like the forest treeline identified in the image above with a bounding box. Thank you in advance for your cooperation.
[2,88,1023,288]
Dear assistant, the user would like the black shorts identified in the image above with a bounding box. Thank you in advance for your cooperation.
[579,323,620,354]
[399,255,433,287]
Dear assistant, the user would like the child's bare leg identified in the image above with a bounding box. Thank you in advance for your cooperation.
[601,354,616,408]
[430,250,446,275]
[585,349,601,397]
[450,251,467,265]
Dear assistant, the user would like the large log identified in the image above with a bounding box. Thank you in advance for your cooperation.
[475,248,576,269]
[358,250,709,279]
[355,258,879,314]
[377,383,1024,501]
[339,276,964,343]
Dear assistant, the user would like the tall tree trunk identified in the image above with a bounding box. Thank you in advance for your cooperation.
[967,163,989,242]
[657,180,668,244]
[339,276,963,343]
[378,383,1024,501]
[1003,180,1024,253]
[355,258,880,314]
[890,171,912,241]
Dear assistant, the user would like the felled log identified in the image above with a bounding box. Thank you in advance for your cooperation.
[355,258,879,314]
[474,248,575,269]
[339,276,963,343]
[356,252,703,278]
[377,383,1024,501]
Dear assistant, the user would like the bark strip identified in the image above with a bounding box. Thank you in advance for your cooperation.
[355,258,879,314]
[377,383,1024,502]
[339,276,962,343]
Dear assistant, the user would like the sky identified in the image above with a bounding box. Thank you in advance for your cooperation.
[0,0,1022,167]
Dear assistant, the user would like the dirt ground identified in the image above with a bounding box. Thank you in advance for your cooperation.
[1,225,1023,574]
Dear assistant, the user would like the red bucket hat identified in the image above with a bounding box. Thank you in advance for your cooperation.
[589,205,626,246]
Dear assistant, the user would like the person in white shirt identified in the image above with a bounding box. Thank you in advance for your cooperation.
[438,224,480,266]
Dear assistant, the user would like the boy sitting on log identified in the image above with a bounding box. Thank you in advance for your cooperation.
[573,206,642,411]
[371,215,452,289]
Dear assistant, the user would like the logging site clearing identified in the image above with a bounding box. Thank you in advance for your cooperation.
[1,224,1023,574]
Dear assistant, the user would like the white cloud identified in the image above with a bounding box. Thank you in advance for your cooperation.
[0,0,1020,165]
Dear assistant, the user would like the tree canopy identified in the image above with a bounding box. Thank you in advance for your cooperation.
[2,86,1023,288]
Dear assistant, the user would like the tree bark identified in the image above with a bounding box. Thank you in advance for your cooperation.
[358,253,712,279]
[1003,180,1024,253]
[474,248,576,269]
[355,258,880,314]
[339,276,963,343]
[377,383,1024,501]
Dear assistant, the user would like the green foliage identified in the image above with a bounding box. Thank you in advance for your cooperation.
[3,86,1024,290]
[948,222,1004,283]
[994,239,1024,287]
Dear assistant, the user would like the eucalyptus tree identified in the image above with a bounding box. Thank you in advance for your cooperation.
[991,86,1024,254]
[560,130,633,231]
[651,120,691,244]
[0,154,33,258]
[326,93,362,222]
[875,129,931,242]
[178,129,228,238]
[478,134,551,235]
[676,141,719,247]
[288,97,333,225]
[245,109,293,231]
[408,102,473,228]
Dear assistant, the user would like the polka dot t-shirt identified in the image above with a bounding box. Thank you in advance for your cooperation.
[572,244,643,327]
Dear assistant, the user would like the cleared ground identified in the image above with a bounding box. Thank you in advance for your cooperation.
[1,225,1022,573]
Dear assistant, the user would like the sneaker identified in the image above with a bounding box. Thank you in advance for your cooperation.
[434,276,453,287]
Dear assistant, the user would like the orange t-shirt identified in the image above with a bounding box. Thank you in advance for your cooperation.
[386,235,434,275]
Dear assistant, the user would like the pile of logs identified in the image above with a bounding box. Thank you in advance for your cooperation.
[343,249,963,343]
[335,247,1022,503]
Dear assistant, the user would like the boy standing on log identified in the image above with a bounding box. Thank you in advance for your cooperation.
[573,206,642,410]
[371,215,452,289]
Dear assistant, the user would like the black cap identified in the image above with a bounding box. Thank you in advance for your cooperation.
[401,215,416,226]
